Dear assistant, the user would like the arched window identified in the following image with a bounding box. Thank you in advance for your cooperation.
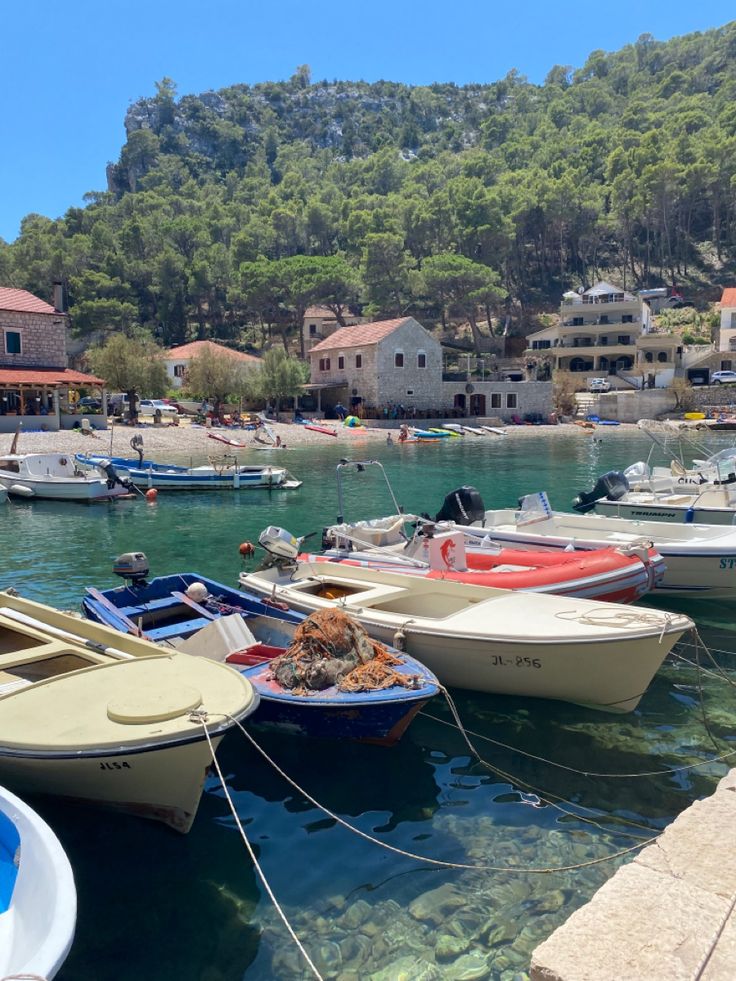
[644,352,653,363]
[616,356,633,371]
[657,351,668,363]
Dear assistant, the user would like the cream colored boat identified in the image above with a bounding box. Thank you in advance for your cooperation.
[239,560,692,713]
[0,593,258,832]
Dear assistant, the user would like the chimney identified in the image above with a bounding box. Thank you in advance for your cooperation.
[52,281,66,313]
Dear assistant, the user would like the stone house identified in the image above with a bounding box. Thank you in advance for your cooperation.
[302,305,364,355]
[308,317,552,420]
[164,340,262,389]
[0,284,107,432]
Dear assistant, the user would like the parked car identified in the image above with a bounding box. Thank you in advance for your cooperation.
[588,378,611,393]
[139,399,179,417]
[711,371,736,385]
[77,397,102,413]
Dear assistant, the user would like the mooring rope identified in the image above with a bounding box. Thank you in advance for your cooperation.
[222,712,654,874]
[194,714,324,981]
[435,685,657,838]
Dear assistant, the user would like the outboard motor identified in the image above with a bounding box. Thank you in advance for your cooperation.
[258,526,301,564]
[98,460,131,491]
[572,470,629,513]
[435,486,486,526]
[113,551,149,585]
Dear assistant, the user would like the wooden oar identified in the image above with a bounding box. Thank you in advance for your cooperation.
[86,587,148,638]
[171,590,218,621]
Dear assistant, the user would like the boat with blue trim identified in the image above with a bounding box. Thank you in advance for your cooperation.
[82,562,438,746]
[75,452,302,490]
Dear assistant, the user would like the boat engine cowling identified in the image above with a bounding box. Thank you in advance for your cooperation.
[113,552,149,583]
[259,526,300,561]
[435,486,486,526]
[572,470,629,513]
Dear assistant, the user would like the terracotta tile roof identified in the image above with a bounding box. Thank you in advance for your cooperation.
[304,305,337,319]
[0,287,58,316]
[309,318,411,353]
[0,368,105,386]
[720,288,736,308]
[165,340,261,363]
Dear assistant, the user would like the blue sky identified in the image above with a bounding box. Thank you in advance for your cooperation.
[1,1,734,242]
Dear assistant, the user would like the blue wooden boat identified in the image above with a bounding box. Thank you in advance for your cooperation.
[0,785,76,978]
[82,570,438,746]
[75,454,302,490]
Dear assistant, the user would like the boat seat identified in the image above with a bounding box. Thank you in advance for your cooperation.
[118,595,186,618]
[145,617,214,640]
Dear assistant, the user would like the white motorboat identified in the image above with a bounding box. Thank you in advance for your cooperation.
[0,784,76,979]
[240,529,692,713]
[468,492,736,601]
[575,478,736,525]
[0,592,259,832]
[0,453,131,501]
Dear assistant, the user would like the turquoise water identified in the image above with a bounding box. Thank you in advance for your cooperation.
[2,432,736,981]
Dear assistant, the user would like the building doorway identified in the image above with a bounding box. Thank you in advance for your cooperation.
[469,393,486,415]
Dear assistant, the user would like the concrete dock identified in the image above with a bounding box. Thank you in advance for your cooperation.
[530,769,736,981]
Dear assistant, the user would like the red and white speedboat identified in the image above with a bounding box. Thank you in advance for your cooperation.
[306,528,664,603]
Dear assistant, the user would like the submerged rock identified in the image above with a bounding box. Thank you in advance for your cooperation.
[445,950,491,980]
[408,883,466,924]
[435,933,470,960]
[369,955,441,981]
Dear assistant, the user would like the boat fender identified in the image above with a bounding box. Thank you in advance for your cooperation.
[239,541,256,558]
[9,484,34,497]
[393,628,406,651]
[685,506,695,524]
[59,456,68,466]
[616,543,650,564]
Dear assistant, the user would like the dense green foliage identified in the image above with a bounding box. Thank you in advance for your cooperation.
[2,25,736,353]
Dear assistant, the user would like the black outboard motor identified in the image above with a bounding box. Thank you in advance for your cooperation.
[435,486,486,525]
[99,461,132,491]
[572,470,629,513]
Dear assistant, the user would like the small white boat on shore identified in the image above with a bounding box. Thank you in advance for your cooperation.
[240,530,692,713]
[0,784,76,979]
[0,453,131,502]
[0,592,259,831]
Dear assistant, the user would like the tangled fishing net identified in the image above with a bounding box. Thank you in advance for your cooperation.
[269,608,420,694]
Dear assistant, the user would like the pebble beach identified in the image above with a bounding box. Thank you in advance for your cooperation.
[4,418,642,461]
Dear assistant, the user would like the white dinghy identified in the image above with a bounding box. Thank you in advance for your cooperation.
[0,784,76,979]
[240,527,692,714]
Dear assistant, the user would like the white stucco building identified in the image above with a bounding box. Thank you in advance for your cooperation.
[163,340,261,389]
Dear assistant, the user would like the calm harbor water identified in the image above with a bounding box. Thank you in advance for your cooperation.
[2,431,736,981]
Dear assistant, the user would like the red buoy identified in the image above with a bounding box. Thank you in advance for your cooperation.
[239,541,255,558]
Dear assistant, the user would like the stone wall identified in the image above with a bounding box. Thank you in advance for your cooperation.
[0,310,66,368]
[531,769,736,981]
[596,388,677,422]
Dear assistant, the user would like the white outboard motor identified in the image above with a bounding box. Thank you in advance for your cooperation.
[258,526,301,562]
[113,552,149,584]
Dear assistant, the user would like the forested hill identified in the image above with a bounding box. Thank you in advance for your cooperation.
[2,22,736,352]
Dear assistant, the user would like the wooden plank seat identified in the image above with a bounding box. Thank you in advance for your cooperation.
[145,616,214,641]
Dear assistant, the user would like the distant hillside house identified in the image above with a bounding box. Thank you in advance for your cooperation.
[718,288,736,353]
[302,306,364,355]
[0,285,108,432]
[526,281,681,390]
[164,340,262,389]
[307,316,552,420]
